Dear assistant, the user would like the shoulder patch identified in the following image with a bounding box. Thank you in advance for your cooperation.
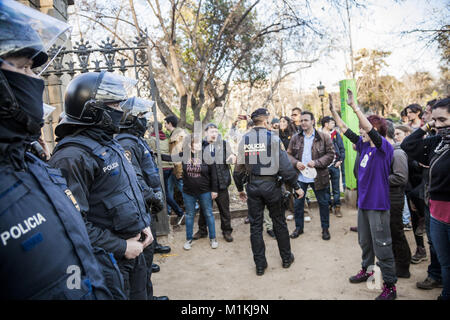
[124,150,132,163]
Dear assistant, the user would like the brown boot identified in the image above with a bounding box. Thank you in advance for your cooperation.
[335,205,342,217]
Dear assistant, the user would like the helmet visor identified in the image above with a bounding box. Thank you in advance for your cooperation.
[43,103,56,121]
[95,72,137,103]
[0,0,72,75]
[119,97,154,125]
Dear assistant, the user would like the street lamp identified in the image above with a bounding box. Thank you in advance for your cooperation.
[317,81,325,118]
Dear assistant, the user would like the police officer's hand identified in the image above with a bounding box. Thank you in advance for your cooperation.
[239,191,247,201]
[307,160,315,168]
[211,192,218,200]
[296,162,306,171]
[125,234,144,259]
[226,154,237,164]
[295,188,305,199]
[141,227,154,249]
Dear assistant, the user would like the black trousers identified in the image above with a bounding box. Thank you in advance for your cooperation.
[246,180,291,267]
[198,188,233,235]
[117,253,148,300]
[142,216,156,300]
[407,194,425,248]
[390,195,412,273]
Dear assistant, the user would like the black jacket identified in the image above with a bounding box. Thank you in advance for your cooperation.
[401,128,450,203]
[202,139,233,191]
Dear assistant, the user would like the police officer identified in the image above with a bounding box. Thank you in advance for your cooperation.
[0,0,112,299]
[116,97,169,300]
[233,108,305,276]
[49,71,153,300]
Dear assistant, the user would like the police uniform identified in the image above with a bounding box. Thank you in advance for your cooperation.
[0,0,114,300]
[233,108,301,273]
[116,125,166,300]
[49,71,151,300]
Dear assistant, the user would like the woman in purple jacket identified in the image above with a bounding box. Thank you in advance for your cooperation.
[330,90,397,300]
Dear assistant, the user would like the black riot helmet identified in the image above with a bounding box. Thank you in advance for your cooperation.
[0,0,71,137]
[57,71,137,136]
[119,97,154,136]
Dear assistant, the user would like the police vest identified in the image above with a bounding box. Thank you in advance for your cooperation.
[54,135,150,237]
[0,153,111,299]
[116,133,161,191]
[244,128,278,176]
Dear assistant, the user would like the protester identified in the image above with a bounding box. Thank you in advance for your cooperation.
[386,122,412,278]
[162,135,219,250]
[164,115,187,224]
[287,111,334,240]
[193,123,236,242]
[393,125,413,231]
[290,107,303,134]
[401,108,409,125]
[331,91,397,300]
[401,97,450,300]
[321,116,345,217]
[147,122,185,222]
[405,104,423,129]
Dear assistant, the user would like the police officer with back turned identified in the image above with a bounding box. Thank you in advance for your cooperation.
[0,0,112,299]
[233,108,305,276]
[49,71,153,300]
[116,97,169,300]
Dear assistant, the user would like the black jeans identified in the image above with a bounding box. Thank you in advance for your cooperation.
[246,180,292,267]
[407,194,425,248]
[198,188,233,235]
[142,217,156,299]
[389,195,411,273]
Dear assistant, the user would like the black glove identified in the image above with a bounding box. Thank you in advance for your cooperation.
[281,190,291,210]
[145,190,164,213]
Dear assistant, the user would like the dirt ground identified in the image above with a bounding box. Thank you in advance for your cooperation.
[152,204,440,300]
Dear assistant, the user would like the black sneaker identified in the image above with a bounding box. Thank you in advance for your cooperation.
[290,229,303,239]
[349,268,374,283]
[416,276,443,290]
[375,283,397,300]
[192,230,208,240]
[322,228,331,240]
[267,229,276,238]
[411,247,427,264]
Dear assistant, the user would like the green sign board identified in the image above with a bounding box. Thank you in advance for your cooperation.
[339,79,359,190]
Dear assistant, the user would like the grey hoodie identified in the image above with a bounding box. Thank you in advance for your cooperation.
[389,142,408,202]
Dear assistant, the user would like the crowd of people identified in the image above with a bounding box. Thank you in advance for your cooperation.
[1,0,449,301]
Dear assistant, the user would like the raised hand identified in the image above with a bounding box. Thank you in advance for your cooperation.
[347,89,356,108]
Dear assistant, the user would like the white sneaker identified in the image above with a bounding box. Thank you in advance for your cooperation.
[286,214,294,221]
[210,238,219,249]
[304,216,311,222]
[183,240,193,250]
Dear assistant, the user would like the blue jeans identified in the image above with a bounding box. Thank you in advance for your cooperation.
[183,192,216,241]
[167,171,184,214]
[402,195,411,225]
[425,205,442,281]
[430,217,450,300]
[327,166,341,207]
[294,182,330,231]
[163,169,183,216]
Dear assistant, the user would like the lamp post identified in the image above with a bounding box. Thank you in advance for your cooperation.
[317,81,325,118]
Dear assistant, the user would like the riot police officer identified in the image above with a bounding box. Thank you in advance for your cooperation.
[233,108,305,276]
[116,97,169,300]
[49,71,153,300]
[0,0,112,299]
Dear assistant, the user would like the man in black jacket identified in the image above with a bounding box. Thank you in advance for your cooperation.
[193,123,236,242]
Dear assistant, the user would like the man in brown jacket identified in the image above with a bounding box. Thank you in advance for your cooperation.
[287,111,335,240]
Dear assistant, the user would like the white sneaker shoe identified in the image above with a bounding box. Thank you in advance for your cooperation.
[286,214,294,221]
[210,238,219,249]
[183,240,193,250]
[304,216,311,222]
